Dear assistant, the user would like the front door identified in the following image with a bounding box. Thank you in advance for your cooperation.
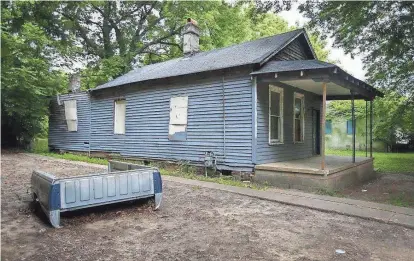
[312,109,321,155]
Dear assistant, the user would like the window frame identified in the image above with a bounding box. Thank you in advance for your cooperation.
[268,85,284,145]
[114,99,126,135]
[293,92,305,143]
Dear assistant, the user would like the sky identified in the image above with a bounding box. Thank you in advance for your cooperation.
[279,4,367,80]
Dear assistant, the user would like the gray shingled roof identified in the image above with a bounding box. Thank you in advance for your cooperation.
[93,29,304,91]
[251,60,336,75]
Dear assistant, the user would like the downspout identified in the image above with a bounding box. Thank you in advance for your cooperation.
[222,74,226,161]
[251,76,257,165]
[88,90,92,157]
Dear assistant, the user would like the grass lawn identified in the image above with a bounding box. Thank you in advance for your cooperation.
[326,148,414,173]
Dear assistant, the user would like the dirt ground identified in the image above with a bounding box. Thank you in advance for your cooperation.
[2,153,414,261]
[340,173,414,208]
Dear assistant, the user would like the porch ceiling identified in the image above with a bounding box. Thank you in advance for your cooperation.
[252,60,383,100]
[280,79,350,96]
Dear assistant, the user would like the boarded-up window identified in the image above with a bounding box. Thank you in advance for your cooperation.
[169,96,188,141]
[294,92,305,142]
[269,85,283,144]
[64,100,77,132]
[114,99,126,134]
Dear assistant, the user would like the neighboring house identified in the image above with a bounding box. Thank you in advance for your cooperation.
[49,19,382,174]
[325,118,386,151]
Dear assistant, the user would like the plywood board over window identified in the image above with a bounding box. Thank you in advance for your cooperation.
[169,96,188,141]
[114,99,126,134]
[64,100,77,132]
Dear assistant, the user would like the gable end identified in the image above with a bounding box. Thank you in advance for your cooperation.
[272,34,316,61]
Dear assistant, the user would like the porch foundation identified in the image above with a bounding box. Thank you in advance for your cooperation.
[254,156,375,191]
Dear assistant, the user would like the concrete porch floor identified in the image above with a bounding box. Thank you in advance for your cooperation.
[254,155,375,190]
[255,155,373,175]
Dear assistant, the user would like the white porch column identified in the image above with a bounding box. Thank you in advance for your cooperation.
[321,82,327,170]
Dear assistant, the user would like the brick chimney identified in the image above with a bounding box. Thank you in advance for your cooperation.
[183,18,200,56]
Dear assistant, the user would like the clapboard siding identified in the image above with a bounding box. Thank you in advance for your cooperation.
[49,92,91,151]
[273,38,309,61]
[87,73,253,171]
[255,82,321,164]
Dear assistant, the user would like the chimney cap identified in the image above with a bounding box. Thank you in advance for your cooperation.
[187,18,198,25]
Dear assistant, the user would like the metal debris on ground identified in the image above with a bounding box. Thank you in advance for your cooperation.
[335,249,346,254]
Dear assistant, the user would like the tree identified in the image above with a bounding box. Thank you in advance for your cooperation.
[1,2,66,146]
[248,11,329,61]
[298,1,414,99]
[326,94,414,151]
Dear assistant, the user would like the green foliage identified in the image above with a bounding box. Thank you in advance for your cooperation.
[32,138,48,153]
[40,152,109,166]
[1,2,66,146]
[388,193,411,207]
[326,149,414,174]
[299,2,414,99]
[327,92,414,148]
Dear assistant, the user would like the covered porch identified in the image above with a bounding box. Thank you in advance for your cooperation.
[251,60,382,190]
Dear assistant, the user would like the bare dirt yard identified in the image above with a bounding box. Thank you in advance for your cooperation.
[340,173,414,208]
[2,152,414,261]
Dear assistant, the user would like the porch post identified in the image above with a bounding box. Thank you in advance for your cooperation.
[351,91,356,163]
[370,99,373,158]
[321,82,327,170]
[365,100,368,157]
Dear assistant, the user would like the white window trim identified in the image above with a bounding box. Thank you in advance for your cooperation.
[64,100,77,132]
[268,85,284,145]
[293,92,305,143]
[114,99,126,135]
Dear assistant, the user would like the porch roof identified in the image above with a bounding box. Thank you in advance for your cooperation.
[251,60,383,100]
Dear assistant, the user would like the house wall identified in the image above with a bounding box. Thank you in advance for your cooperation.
[325,118,386,151]
[49,91,91,152]
[49,71,254,171]
[255,82,321,164]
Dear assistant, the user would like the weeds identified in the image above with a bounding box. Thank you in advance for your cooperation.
[388,193,411,207]
[315,188,344,197]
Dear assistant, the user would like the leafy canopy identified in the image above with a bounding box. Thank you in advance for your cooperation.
[1,2,66,146]
[299,1,414,99]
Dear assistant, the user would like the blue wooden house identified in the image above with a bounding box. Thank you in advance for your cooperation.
[49,21,382,189]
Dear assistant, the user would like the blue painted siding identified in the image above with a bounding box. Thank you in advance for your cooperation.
[48,92,91,152]
[87,73,253,171]
[255,82,321,164]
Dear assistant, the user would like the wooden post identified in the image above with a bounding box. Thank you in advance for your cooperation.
[370,99,373,158]
[321,82,327,170]
[365,100,368,157]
